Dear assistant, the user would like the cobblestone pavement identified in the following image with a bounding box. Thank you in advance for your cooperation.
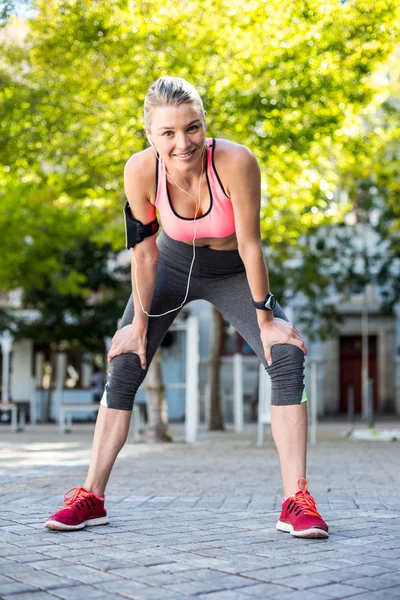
[0,421,400,599]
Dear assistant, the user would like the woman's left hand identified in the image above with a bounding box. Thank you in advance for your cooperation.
[260,318,307,366]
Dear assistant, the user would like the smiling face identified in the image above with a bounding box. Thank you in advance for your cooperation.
[146,103,206,169]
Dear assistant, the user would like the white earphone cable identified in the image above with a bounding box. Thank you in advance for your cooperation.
[131,140,207,318]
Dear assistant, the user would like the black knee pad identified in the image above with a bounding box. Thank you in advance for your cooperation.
[266,344,306,406]
[101,353,146,411]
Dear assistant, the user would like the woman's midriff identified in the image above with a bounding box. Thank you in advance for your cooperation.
[182,231,238,250]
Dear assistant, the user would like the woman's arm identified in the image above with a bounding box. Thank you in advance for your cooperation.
[227,146,306,365]
[124,154,159,332]
[107,153,159,368]
[226,148,271,325]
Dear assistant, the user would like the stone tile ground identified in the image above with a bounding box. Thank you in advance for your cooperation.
[0,421,399,599]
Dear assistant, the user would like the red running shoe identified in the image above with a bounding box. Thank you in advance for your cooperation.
[45,487,109,531]
[276,478,329,538]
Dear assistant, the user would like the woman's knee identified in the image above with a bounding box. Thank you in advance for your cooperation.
[101,353,146,411]
[267,344,306,406]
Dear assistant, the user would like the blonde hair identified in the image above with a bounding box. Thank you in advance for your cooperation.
[144,76,205,131]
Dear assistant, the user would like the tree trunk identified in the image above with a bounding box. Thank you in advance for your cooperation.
[144,348,173,442]
[208,307,225,430]
[43,344,57,423]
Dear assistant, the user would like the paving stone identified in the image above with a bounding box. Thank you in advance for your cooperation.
[0,564,38,578]
[197,590,263,600]
[267,574,338,590]
[314,570,367,584]
[196,497,226,508]
[2,592,60,600]
[343,577,400,592]
[49,585,123,600]
[0,544,27,557]
[381,587,400,597]
[12,552,59,564]
[113,569,192,586]
[92,579,152,597]
[122,496,153,503]
[312,558,365,570]
[338,564,395,577]
[148,561,211,574]
[47,563,123,584]
[106,566,157,579]
[240,564,330,582]
[0,582,39,596]
[367,559,400,571]
[164,579,229,595]
[235,582,289,596]
[379,574,400,585]
[309,582,373,597]
[27,559,75,571]
[347,593,400,600]
[201,574,261,591]
[114,590,189,600]
[269,591,333,600]
[5,571,77,590]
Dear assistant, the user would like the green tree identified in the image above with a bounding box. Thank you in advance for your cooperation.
[16,239,128,348]
[1,238,130,420]
[1,0,399,294]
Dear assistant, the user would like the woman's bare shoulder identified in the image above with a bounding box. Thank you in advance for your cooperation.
[125,147,156,180]
[213,138,254,160]
[124,147,157,202]
[213,138,258,195]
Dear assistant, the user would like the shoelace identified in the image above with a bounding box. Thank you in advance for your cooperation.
[291,478,323,519]
[62,487,95,511]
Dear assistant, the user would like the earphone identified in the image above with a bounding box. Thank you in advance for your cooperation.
[131,137,208,318]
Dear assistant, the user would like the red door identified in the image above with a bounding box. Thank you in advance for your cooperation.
[339,336,378,414]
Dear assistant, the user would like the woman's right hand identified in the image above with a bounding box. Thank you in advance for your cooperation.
[107,324,148,369]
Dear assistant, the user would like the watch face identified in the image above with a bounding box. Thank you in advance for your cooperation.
[265,294,276,310]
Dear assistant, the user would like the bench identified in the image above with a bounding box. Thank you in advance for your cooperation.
[0,402,26,432]
[59,403,100,433]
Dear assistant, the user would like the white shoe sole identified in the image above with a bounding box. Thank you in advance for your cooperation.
[44,516,110,531]
[276,520,329,538]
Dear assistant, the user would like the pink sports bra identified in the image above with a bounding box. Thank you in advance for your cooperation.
[155,138,236,242]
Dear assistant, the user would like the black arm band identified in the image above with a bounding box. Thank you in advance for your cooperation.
[124,201,160,249]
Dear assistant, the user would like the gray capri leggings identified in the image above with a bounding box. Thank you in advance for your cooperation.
[101,231,306,410]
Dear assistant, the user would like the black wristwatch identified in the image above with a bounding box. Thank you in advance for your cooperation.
[252,292,276,311]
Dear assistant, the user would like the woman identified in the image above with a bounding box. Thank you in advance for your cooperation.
[45,76,328,538]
